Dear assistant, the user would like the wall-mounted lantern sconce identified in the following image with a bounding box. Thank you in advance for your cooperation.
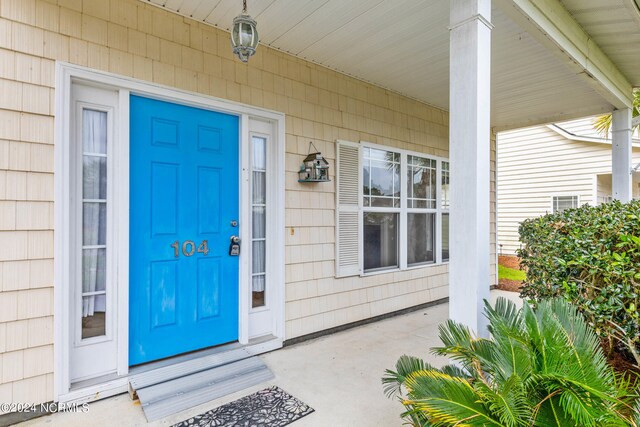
[298,142,330,183]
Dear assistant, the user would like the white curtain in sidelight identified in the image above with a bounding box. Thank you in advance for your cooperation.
[251,136,266,293]
[82,109,108,318]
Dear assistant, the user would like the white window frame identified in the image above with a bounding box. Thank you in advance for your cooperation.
[68,86,119,384]
[550,194,580,213]
[358,141,449,276]
[54,63,286,404]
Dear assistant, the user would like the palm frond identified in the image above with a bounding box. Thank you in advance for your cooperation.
[594,89,640,137]
[383,298,639,427]
[484,298,532,383]
[474,375,530,427]
[538,299,613,392]
[594,114,613,138]
[431,319,496,376]
[382,355,434,398]
[532,396,575,427]
[405,370,505,427]
[440,364,468,378]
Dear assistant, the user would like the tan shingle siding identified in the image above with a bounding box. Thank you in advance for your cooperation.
[0,0,496,404]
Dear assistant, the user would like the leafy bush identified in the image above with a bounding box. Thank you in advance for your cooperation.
[382,298,640,427]
[517,200,640,365]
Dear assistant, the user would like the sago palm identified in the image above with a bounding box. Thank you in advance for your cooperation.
[382,298,640,426]
[593,89,640,137]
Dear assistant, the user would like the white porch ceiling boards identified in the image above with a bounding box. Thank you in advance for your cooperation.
[560,0,640,87]
[140,0,627,130]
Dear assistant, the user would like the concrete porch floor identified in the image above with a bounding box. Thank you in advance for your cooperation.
[20,290,520,427]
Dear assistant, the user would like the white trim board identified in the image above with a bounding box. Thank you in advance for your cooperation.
[546,124,640,147]
[54,62,286,403]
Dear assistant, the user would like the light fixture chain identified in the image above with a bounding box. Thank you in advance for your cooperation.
[243,0,247,13]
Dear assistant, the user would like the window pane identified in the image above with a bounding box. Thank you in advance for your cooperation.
[82,295,106,339]
[252,206,265,239]
[81,109,108,341]
[82,248,106,293]
[83,156,107,199]
[252,275,265,308]
[407,213,435,265]
[442,213,450,261]
[252,241,265,274]
[407,156,436,209]
[363,148,400,208]
[252,137,267,309]
[553,196,578,213]
[441,161,450,209]
[83,109,107,154]
[252,136,266,170]
[363,212,398,271]
[83,202,107,245]
[252,171,265,204]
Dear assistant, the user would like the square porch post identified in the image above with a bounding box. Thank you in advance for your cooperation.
[449,0,492,337]
[612,108,633,202]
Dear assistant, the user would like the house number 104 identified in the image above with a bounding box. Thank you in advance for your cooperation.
[170,240,209,257]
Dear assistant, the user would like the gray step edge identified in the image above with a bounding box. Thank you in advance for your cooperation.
[129,347,253,391]
[137,357,268,406]
[142,365,275,421]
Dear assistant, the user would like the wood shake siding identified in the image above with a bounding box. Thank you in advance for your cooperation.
[0,0,497,405]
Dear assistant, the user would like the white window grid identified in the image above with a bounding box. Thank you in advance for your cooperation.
[552,195,579,213]
[360,142,449,274]
[250,134,268,311]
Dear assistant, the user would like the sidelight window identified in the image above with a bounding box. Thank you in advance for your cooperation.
[81,109,108,339]
[251,135,267,308]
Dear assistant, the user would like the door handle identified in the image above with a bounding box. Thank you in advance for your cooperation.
[229,236,241,256]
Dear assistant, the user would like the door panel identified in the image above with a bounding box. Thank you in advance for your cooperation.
[129,95,239,366]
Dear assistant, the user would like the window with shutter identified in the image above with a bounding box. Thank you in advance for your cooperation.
[335,140,450,277]
[335,140,361,277]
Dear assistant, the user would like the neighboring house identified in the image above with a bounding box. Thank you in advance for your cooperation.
[0,0,637,420]
[497,117,640,256]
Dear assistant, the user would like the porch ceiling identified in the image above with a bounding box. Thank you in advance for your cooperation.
[141,0,636,130]
[560,0,640,87]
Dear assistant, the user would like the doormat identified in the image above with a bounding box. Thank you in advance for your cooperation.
[172,386,314,427]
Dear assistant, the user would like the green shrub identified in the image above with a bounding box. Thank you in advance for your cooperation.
[382,298,640,427]
[517,200,640,365]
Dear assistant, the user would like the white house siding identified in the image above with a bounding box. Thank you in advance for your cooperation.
[497,118,640,256]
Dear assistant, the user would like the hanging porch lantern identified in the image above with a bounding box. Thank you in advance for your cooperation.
[231,0,259,63]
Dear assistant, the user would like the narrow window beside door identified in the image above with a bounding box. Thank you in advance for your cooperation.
[251,136,267,308]
[81,109,108,339]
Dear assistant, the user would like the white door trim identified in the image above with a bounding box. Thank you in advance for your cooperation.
[54,62,286,402]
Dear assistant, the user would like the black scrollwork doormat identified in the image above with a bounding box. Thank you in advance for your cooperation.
[172,386,314,427]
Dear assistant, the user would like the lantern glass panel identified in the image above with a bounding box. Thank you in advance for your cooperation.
[240,23,254,46]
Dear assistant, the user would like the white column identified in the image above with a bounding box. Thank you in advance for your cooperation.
[612,108,632,202]
[449,0,492,337]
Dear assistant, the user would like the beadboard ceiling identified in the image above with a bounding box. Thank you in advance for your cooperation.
[560,0,640,88]
[139,0,640,130]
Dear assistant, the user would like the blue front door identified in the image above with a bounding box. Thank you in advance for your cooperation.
[129,95,239,366]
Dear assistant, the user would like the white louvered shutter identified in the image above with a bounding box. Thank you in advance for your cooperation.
[335,140,361,277]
